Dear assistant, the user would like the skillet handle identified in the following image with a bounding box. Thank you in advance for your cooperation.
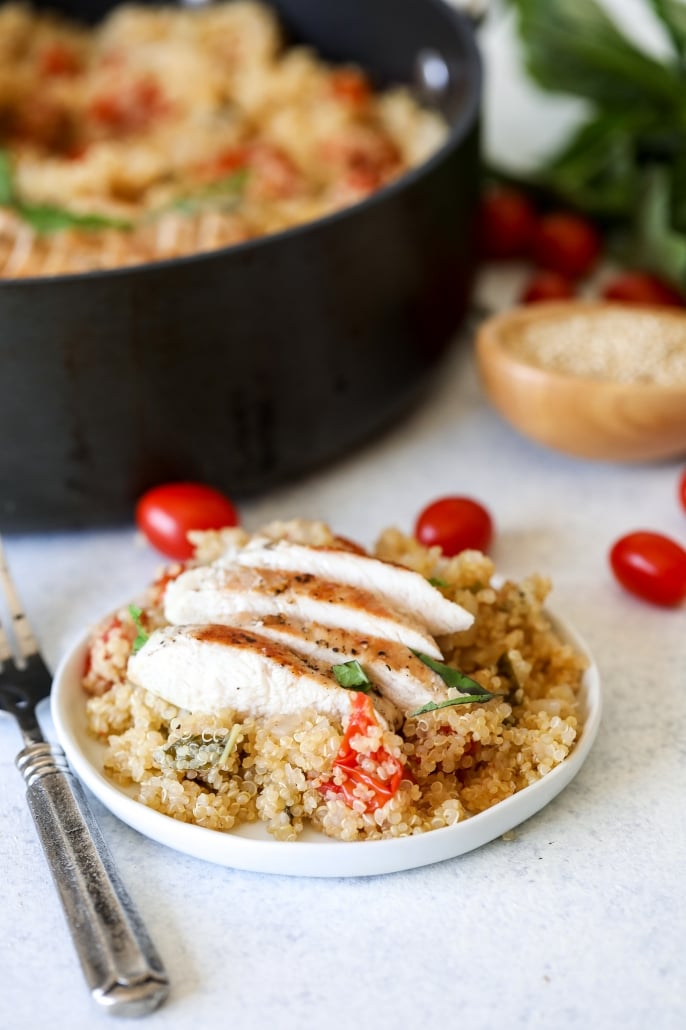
[16,741,170,1018]
[442,0,490,27]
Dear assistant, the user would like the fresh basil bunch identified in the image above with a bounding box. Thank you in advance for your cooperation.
[503,0,686,287]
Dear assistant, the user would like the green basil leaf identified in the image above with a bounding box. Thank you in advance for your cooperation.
[648,0,686,60]
[509,0,681,108]
[408,694,497,718]
[542,110,644,217]
[0,149,15,207]
[17,203,133,235]
[631,164,686,285]
[428,576,449,588]
[332,660,372,691]
[412,651,497,697]
[166,168,249,216]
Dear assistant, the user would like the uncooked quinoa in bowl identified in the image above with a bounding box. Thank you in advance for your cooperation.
[81,518,587,843]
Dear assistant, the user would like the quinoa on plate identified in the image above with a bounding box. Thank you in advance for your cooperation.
[82,518,587,843]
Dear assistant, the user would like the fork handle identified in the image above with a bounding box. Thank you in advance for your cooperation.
[16,742,169,1017]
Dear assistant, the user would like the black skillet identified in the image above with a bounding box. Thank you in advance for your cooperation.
[0,0,482,529]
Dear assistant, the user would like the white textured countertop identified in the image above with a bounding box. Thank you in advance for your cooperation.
[2,5,686,1028]
[2,274,685,1028]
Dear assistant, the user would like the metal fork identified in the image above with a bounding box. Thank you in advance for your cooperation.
[0,537,169,1017]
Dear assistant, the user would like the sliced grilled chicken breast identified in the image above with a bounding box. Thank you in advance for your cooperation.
[216,538,473,636]
[127,623,382,723]
[232,615,451,714]
[164,565,444,659]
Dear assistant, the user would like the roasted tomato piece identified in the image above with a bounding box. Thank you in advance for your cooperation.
[329,68,372,108]
[88,77,168,134]
[39,42,82,77]
[320,693,404,813]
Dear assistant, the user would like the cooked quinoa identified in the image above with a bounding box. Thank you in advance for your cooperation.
[83,523,586,843]
[0,2,447,277]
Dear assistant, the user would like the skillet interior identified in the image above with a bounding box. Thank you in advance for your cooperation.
[0,0,481,529]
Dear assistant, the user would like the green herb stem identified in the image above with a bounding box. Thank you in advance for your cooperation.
[128,604,149,654]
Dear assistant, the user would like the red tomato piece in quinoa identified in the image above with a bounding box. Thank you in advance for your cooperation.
[39,42,82,77]
[88,77,169,135]
[329,68,372,109]
[320,692,404,812]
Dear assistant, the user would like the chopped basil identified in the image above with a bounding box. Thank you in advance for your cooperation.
[165,168,249,217]
[17,203,132,234]
[0,145,248,233]
[428,576,449,588]
[0,150,15,207]
[413,651,494,695]
[409,695,497,717]
[497,651,521,694]
[0,148,132,233]
[408,651,500,716]
[128,604,149,654]
[155,725,241,772]
[332,659,373,691]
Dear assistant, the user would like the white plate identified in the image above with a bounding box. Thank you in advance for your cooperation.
[51,613,601,878]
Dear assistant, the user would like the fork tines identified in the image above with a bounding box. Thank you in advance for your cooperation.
[0,536,40,666]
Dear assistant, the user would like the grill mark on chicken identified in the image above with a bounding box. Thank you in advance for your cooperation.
[128,622,394,724]
[230,615,452,714]
[164,564,444,659]
[217,538,474,636]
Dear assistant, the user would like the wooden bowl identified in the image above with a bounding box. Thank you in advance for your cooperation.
[476,301,686,461]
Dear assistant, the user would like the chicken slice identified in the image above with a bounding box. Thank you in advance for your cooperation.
[127,623,389,724]
[216,538,473,635]
[231,615,451,714]
[164,565,444,659]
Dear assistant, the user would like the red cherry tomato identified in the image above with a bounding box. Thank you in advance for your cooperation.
[609,531,686,607]
[601,271,684,307]
[680,470,686,514]
[477,187,538,260]
[521,270,576,304]
[532,212,601,279]
[136,482,239,560]
[415,496,493,556]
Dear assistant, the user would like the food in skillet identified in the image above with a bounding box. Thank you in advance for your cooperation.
[0,1,447,277]
[83,519,586,842]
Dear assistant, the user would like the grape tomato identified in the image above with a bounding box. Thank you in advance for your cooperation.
[531,212,601,279]
[520,270,576,304]
[609,530,686,607]
[136,482,239,560]
[415,496,494,556]
[601,272,684,307]
[477,187,537,260]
